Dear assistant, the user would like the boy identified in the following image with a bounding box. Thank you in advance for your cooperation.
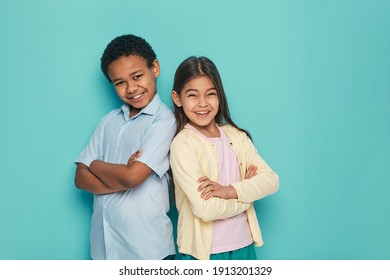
[74,34,176,260]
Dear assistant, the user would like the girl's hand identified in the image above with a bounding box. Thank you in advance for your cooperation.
[245,164,258,179]
[127,150,142,166]
[197,176,238,200]
[197,165,257,200]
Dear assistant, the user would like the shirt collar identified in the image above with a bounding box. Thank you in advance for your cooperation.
[121,93,162,120]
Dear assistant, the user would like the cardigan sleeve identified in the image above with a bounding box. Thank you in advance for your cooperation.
[170,134,251,222]
[230,131,279,203]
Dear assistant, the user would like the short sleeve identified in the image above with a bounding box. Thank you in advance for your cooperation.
[136,110,176,178]
[74,118,105,167]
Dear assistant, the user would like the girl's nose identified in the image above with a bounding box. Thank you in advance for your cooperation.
[198,96,207,106]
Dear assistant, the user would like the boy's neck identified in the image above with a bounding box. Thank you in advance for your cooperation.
[129,107,141,117]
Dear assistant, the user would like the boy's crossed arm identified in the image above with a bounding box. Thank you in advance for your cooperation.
[75,150,151,194]
[75,163,114,194]
[90,150,153,191]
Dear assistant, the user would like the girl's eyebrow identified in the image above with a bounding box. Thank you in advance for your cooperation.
[185,87,216,93]
[185,88,199,93]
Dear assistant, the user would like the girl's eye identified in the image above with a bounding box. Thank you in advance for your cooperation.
[208,92,217,96]
[187,93,196,97]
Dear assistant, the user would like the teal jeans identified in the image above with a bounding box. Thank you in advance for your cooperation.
[178,243,257,260]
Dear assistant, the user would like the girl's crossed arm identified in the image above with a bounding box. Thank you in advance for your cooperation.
[231,134,279,204]
[170,137,251,223]
[198,165,258,200]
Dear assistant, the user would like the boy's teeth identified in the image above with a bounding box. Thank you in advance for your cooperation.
[132,94,142,99]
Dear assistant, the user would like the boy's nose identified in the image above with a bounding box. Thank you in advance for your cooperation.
[127,83,138,94]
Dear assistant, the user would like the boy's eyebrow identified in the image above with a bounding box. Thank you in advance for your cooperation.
[111,69,143,82]
[129,69,143,76]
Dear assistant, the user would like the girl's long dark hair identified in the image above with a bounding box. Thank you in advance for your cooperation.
[172,56,251,139]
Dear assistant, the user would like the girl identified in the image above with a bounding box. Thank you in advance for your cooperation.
[170,56,279,260]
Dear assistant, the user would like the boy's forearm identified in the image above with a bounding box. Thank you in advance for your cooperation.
[75,163,122,194]
[89,160,130,190]
[89,160,152,190]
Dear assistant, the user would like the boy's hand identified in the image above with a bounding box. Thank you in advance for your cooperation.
[127,150,142,166]
[197,176,237,200]
[245,164,258,179]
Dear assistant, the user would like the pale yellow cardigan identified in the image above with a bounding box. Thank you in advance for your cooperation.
[170,124,279,260]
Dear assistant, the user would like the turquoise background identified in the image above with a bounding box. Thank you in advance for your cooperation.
[0,0,389,260]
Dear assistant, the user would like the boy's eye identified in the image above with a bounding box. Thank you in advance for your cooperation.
[114,81,125,86]
[133,75,143,80]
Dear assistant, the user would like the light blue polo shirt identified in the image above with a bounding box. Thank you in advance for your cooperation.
[75,93,176,259]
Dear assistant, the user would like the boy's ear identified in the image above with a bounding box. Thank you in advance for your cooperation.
[151,59,160,78]
[172,91,182,107]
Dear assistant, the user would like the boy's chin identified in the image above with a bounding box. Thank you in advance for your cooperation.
[127,102,146,110]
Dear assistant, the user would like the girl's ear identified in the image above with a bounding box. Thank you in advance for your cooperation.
[172,90,182,107]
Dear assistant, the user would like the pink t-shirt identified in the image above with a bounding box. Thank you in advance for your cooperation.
[186,124,253,253]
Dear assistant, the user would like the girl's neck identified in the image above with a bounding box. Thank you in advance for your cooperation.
[187,122,220,138]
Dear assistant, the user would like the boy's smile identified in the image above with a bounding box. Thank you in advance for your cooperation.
[107,55,160,117]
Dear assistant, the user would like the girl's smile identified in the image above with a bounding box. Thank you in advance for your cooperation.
[194,110,211,117]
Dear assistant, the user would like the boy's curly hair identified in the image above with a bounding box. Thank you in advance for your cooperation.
[100,34,157,82]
